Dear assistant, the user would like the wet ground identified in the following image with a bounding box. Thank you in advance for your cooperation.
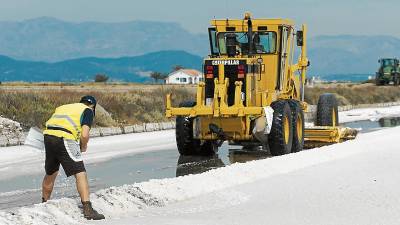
[344,117,400,133]
[1,117,399,210]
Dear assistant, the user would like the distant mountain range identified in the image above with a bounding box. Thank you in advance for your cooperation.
[0,51,202,82]
[308,35,400,79]
[0,17,208,62]
[0,17,399,82]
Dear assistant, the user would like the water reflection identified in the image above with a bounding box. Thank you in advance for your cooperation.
[176,155,225,177]
[176,147,271,177]
[378,117,400,127]
[228,148,271,163]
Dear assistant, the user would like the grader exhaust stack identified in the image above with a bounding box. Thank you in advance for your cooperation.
[166,12,357,156]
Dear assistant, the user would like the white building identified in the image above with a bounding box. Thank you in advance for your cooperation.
[165,69,204,84]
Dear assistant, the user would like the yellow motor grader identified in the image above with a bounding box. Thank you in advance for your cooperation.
[166,13,356,156]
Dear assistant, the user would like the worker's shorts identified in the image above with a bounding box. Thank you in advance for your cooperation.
[44,135,86,177]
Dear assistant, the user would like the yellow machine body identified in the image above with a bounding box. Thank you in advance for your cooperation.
[166,13,351,145]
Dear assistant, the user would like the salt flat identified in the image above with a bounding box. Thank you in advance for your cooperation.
[1,105,400,224]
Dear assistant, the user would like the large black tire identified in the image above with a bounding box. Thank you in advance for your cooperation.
[176,101,217,156]
[316,93,339,126]
[394,74,400,86]
[375,76,385,86]
[268,101,293,156]
[176,101,201,155]
[288,100,304,153]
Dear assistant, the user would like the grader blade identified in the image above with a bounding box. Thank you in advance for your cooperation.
[304,127,358,149]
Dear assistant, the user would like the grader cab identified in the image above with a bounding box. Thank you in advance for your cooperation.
[166,13,356,156]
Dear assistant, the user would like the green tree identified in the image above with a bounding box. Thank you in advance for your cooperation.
[94,74,109,82]
[150,71,162,83]
[160,73,169,84]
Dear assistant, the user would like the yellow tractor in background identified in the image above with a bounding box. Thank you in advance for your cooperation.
[166,13,356,156]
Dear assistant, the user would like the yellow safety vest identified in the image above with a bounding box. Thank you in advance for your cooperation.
[43,103,91,141]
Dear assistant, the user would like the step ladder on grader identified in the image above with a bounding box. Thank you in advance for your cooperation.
[166,12,357,156]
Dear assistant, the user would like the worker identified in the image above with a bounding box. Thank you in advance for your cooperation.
[253,33,265,53]
[41,95,105,220]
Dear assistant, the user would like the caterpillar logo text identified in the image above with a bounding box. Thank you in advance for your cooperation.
[211,60,240,65]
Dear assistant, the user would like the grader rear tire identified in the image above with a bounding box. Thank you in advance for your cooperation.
[288,100,304,153]
[268,101,293,156]
[316,93,339,126]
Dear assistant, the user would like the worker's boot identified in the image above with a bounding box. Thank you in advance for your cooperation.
[82,201,105,220]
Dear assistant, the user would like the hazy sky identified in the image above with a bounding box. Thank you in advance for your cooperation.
[1,0,399,37]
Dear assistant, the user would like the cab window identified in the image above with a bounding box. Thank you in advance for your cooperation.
[214,31,277,55]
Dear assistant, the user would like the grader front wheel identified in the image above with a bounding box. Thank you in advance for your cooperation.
[175,101,217,156]
[176,101,201,156]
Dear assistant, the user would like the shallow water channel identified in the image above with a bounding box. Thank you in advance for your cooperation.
[1,117,399,210]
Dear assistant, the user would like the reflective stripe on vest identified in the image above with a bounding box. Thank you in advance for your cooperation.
[48,115,80,134]
[43,103,90,140]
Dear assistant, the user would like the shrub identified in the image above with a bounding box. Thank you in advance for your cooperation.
[0,86,194,129]
[305,84,400,105]
[94,74,109,82]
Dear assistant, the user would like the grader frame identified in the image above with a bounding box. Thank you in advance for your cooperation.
[166,13,355,155]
